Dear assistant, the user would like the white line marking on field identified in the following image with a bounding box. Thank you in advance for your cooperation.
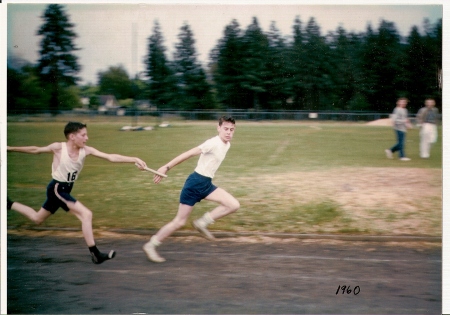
[93,270,162,275]
[269,140,290,161]
[91,269,437,284]
[265,254,442,263]
[160,251,441,263]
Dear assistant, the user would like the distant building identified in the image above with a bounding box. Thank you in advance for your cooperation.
[97,95,124,115]
[81,97,90,109]
[135,100,157,111]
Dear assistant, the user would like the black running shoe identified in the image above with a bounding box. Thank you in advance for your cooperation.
[7,197,14,210]
[90,250,116,264]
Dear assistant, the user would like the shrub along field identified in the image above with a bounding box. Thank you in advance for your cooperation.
[6,120,442,237]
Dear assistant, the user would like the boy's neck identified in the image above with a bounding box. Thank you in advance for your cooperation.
[66,140,81,151]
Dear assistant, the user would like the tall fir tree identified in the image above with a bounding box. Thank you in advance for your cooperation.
[212,19,246,109]
[423,18,442,105]
[345,32,370,111]
[288,16,307,109]
[403,19,442,112]
[265,21,291,109]
[145,20,179,109]
[328,27,362,110]
[301,17,331,110]
[433,19,442,108]
[36,4,80,113]
[240,17,270,109]
[360,20,403,112]
[404,26,428,110]
[173,23,214,110]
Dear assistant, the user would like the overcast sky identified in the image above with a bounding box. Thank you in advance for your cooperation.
[6,1,443,85]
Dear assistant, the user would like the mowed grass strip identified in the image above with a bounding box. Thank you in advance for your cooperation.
[7,121,442,236]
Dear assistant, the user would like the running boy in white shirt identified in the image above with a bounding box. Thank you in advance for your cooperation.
[7,122,148,264]
[143,116,240,263]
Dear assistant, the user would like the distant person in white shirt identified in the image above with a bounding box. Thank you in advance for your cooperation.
[7,122,148,264]
[416,98,439,159]
[385,97,412,161]
[143,116,240,263]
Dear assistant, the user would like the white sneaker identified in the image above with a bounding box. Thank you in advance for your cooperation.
[143,241,166,263]
[385,149,393,159]
[192,219,215,241]
[400,157,411,161]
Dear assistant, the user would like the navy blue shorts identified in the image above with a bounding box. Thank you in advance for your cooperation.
[42,180,77,214]
[180,172,217,206]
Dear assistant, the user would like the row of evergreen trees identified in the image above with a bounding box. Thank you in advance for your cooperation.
[161,16,441,113]
[7,4,442,114]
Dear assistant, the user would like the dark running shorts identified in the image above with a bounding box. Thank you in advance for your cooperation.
[180,172,217,206]
[42,179,77,214]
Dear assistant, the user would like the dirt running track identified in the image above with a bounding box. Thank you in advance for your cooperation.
[7,233,441,314]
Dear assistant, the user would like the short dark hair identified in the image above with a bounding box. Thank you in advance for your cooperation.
[64,122,87,139]
[218,116,235,126]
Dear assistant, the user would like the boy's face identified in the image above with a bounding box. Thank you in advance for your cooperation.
[397,99,408,108]
[425,99,435,108]
[217,121,235,143]
[69,127,89,147]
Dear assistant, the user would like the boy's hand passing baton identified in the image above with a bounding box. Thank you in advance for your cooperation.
[136,163,168,178]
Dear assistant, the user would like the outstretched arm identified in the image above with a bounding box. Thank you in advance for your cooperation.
[7,143,60,154]
[85,146,147,169]
[153,147,202,184]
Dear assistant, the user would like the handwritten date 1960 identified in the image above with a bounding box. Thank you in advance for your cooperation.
[336,285,360,295]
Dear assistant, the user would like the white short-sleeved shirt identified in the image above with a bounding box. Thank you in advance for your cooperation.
[194,135,230,178]
[52,142,86,182]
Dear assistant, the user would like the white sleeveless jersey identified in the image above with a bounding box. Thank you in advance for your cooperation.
[52,142,86,182]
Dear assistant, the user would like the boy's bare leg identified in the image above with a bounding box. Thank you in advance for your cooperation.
[205,188,240,220]
[144,204,194,263]
[155,204,194,242]
[68,201,115,264]
[10,200,96,246]
[192,188,240,240]
[68,201,95,246]
[9,202,52,225]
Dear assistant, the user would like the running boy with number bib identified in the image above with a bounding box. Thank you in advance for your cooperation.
[143,116,240,263]
[7,122,147,264]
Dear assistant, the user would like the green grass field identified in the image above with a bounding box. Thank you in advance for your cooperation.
[7,119,442,237]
